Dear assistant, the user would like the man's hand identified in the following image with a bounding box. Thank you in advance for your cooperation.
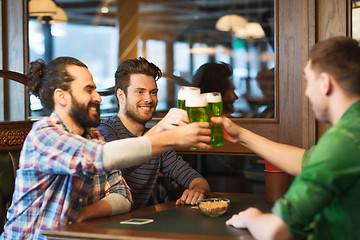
[226,207,262,228]
[171,122,212,150]
[175,178,210,206]
[211,116,242,143]
[176,189,205,206]
[147,121,212,156]
[159,108,189,130]
[226,207,293,240]
[146,108,189,136]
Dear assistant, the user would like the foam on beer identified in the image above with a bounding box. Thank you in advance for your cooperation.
[177,87,201,100]
[185,95,207,107]
[203,92,222,103]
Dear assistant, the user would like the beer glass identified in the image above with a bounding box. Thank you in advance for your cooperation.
[203,92,224,147]
[185,94,208,150]
[177,86,201,110]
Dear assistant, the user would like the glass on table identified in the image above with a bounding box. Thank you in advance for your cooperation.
[177,86,201,110]
[203,92,224,147]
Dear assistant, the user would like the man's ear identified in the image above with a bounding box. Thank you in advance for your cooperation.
[117,88,126,104]
[320,72,333,96]
[54,88,69,106]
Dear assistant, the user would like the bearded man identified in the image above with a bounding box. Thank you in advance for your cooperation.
[1,57,212,239]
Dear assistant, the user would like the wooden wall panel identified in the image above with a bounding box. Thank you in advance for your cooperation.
[117,0,139,63]
[315,0,349,139]
[302,0,317,148]
[277,0,316,148]
[1,0,5,120]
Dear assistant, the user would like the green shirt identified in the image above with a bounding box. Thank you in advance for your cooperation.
[272,100,360,239]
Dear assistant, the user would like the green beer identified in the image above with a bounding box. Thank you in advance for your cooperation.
[177,99,186,110]
[185,94,208,150]
[203,92,224,147]
[186,94,208,123]
[177,86,201,110]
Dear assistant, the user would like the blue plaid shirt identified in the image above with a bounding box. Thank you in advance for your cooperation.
[1,114,131,240]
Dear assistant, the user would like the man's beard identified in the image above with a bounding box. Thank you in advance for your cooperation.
[124,101,154,125]
[69,95,101,129]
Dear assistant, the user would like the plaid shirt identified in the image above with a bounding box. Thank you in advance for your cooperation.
[1,114,131,240]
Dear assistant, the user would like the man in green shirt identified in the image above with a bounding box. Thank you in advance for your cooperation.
[213,36,360,239]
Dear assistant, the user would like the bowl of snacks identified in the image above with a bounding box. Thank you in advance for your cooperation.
[197,198,230,217]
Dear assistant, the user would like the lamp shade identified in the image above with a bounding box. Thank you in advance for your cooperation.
[51,7,68,23]
[235,22,265,39]
[29,0,57,17]
[216,14,247,32]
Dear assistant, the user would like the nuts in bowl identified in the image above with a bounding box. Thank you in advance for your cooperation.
[197,198,230,217]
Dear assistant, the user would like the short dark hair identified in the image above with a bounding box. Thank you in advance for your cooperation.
[192,62,233,95]
[114,57,162,96]
[27,57,87,112]
[309,36,360,96]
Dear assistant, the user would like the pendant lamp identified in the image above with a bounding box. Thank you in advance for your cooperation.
[29,0,57,17]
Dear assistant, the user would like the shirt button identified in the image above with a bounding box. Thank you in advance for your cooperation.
[79,198,83,203]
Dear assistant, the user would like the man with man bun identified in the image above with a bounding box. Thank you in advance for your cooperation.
[0,57,212,239]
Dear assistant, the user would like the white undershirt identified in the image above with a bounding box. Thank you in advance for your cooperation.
[102,136,152,171]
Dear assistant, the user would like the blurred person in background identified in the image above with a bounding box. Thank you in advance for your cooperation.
[192,62,238,116]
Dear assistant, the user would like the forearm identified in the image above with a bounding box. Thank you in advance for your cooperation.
[147,130,177,156]
[189,177,210,196]
[238,128,305,175]
[76,199,112,222]
[103,122,211,171]
[102,136,152,171]
[102,131,184,170]
[76,194,131,222]
[144,124,162,136]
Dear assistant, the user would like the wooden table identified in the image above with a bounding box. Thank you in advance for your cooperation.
[42,193,273,240]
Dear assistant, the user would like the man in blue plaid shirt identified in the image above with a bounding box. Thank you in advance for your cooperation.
[0,57,212,239]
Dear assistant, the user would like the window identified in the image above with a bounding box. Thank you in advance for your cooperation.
[29,0,274,119]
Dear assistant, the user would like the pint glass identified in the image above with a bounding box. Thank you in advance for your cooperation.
[177,86,201,110]
[185,94,208,150]
[186,94,208,123]
[203,92,224,147]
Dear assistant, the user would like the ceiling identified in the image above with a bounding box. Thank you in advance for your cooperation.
[53,0,274,47]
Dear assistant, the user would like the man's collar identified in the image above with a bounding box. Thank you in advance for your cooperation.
[340,98,360,121]
[115,115,149,136]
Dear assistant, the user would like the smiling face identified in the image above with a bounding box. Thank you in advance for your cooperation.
[119,73,158,125]
[67,65,102,128]
[304,60,330,123]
